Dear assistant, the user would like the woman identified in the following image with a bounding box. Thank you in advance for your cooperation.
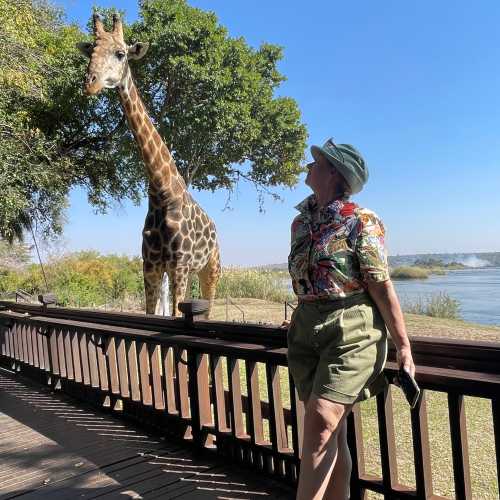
[286,138,415,500]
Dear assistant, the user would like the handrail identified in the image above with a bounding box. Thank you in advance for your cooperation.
[1,300,499,374]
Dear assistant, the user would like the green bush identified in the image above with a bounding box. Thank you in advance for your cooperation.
[216,268,294,303]
[402,292,461,319]
[0,251,144,307]
[391,266,429,279]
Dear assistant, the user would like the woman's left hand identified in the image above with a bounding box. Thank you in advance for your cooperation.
[397,346,415,378]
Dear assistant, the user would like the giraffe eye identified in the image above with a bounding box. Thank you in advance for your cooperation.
[116,51,126,60]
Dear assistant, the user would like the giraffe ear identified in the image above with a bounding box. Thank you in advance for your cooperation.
[76,42,93,58]
[128,42,150,60]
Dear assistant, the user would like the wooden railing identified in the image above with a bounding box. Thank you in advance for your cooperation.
[0,300,499,499]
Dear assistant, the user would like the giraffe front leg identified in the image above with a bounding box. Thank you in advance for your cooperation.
[198,249,221,319]
[143,263,164,315]
[168,267,190,317]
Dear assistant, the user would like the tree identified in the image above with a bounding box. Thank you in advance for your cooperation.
[0,0,307,242]
[0,239,31,271]
[0,0,147,242]
[126,0,308,191]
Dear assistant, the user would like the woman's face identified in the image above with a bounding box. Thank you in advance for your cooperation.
[305,154,338,193]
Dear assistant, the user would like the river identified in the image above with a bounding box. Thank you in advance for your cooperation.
[393,267,500,326]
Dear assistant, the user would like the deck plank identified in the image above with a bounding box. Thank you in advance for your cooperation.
[0,370,294,499]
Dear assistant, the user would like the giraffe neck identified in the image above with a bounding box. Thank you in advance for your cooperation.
[118,66,186,202]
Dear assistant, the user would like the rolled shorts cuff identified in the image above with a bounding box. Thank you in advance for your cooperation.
[312,388,359,405]
[309,372,389,406]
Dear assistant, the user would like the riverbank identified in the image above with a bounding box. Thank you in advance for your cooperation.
[211,298,500,342]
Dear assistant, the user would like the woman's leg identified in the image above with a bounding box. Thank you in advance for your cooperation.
[324,414,352,499]
[296,395,352,500]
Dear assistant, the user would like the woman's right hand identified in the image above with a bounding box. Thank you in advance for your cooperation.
[281,320,290,329]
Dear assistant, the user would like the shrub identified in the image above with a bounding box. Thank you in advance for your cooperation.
[216,268,294,303]
[390,266,429,279]
[0,251,144,307]
[402,292,461,319]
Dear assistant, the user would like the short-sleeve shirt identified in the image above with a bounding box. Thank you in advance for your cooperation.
[288,195,390,301]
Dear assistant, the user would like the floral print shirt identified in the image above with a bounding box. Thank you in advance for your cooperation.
[288,195,390,300]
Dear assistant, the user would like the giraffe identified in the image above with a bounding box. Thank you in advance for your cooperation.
[77,13,221,317]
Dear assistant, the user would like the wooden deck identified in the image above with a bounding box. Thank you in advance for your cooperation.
[0,370,294,499]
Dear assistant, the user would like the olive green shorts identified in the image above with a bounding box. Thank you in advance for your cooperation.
[287,293,389,405]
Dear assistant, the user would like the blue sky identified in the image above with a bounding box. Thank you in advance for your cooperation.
[55,0,500,265]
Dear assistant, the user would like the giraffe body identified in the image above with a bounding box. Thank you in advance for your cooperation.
[78,13,220,316]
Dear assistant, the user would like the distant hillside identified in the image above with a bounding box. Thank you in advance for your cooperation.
[388,252,500,268]
[262,252,500,270]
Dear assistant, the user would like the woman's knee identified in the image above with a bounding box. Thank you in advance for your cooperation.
[304,397,351,442]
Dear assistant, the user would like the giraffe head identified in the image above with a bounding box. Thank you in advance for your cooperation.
[77,13,149,95]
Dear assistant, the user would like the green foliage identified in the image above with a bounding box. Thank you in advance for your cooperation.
[0,251,144,307]
[1,256,294,307]
[0,0,146,242]
[402,292,461,319]
[0,239,32,270]
[126,0,308,190]
[390,266,430,280]
[216,268,294,303]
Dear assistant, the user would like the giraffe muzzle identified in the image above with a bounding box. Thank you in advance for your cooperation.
[84,75,102,95]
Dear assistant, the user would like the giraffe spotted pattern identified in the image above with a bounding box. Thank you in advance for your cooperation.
[78,13,221,317]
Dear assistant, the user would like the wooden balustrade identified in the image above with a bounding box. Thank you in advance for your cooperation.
[0,300,499,499]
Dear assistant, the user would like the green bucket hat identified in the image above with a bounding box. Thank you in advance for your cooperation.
[310,138,368,194]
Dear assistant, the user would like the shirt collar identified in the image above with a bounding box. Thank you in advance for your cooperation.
[295,194,349,222]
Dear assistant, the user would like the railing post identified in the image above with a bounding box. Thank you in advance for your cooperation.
[448,393,472,500]
[376,386,399,493]
[41,326,61,389]
[348,405,368,500]
[187,347,202,452]
[411,390,433,499]
[179,299,210,446]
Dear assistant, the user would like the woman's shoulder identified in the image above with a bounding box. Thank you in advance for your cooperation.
[353,205,383,221]
[352,206,386,233]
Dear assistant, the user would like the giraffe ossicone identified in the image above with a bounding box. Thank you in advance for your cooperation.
[77,12,221,317]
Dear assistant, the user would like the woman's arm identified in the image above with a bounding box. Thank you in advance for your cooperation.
[366,279,416,377]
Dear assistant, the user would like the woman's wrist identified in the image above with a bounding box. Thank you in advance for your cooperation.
[397,342,412,352]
